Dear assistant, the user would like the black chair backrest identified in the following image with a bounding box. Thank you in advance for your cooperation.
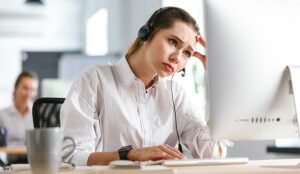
[32,97,65,128]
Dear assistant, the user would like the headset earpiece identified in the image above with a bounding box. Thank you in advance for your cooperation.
[180,68,186,77]
[137,7,169,41]
[138,24,152,41]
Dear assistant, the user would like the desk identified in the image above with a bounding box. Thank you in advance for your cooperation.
[0,147,27,155]
[7,158,300,174]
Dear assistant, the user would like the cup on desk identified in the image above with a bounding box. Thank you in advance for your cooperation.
[25,127,75,174]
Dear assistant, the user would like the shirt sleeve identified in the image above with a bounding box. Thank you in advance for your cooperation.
[173,82,230,159]
[180,118,229,158]
[60,69,102,166]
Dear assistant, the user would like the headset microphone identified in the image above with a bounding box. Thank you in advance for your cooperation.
[181,68,186,77]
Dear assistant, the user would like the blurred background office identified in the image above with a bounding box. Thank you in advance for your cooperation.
[0,0,299,162]
[0,0,205,108]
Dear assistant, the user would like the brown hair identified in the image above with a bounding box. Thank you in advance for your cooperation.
[125,7,200,58]
[14,70,38,89]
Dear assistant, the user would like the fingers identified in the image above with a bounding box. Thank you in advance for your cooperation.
[156,144,184,160]
[194,35,207,69]
[128,144,185,162]
[146,151,167,161]
[196,35,206,47]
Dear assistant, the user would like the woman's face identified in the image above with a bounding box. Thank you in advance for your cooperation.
[145,21,197,77]
[14,77,38,104]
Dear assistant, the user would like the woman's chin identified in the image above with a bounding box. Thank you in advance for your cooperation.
[157,72,174,78]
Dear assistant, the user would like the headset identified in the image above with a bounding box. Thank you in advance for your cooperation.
[137,7,186,153]
[138,7,167,41]
[138,7,186,77]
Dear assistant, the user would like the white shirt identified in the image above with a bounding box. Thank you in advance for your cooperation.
[60,57,226,166]
[0,105,33,146]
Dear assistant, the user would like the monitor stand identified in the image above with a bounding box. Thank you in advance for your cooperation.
[287,66,300,168]
[288,66,300,134]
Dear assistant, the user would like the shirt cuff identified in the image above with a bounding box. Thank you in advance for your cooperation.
[215,140,234,158]
[73,151,92,166]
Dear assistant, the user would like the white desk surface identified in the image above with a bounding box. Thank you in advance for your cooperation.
[7,158,300,174]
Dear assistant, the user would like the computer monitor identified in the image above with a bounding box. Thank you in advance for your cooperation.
[204,0,300,140]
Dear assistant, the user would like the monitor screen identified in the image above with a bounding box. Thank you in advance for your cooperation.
[204,0,300,140]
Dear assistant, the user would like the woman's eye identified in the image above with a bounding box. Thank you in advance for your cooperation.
[183,51,192,58]
[168,39,177,46]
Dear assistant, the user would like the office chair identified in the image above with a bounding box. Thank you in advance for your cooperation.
[32,97,65,128]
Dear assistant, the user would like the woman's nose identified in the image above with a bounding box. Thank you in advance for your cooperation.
[169,51,182,63]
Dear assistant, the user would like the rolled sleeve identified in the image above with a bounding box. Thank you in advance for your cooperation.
[174,84,230,159]
[61,89,100,165]
[72,151,92,166]
[180,117,231,159]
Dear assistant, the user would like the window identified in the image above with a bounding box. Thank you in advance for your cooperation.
[86,8,108,56]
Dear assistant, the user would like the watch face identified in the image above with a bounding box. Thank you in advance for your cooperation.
[119,145,133,152]
[118,145,133,160]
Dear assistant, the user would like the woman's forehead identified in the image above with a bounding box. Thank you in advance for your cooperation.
[160,21,197,45]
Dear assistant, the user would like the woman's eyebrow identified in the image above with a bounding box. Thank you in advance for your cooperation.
[170,34,195,52]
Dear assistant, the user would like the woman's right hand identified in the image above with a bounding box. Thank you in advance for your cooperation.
[127,144,185,161]
[193,35,207,69]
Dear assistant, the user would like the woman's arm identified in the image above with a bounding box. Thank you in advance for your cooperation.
[87,144,185,165]
[87,152,119,165]
[60,68,103,166]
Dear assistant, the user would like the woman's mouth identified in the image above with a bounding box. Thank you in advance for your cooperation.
[163,63,174,73]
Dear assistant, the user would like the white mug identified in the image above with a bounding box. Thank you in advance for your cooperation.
[25,127,75,174]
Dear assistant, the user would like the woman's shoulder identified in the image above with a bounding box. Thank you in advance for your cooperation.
[0,105,14,118]
[69,64,114,92]
[82,64,113,76]
[78,64,114,80]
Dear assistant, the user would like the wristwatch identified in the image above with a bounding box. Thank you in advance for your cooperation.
[118,145,133,160]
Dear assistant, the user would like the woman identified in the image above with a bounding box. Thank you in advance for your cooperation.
[61,7,226,166]
[0,71,38,163]
[0,71,38,146]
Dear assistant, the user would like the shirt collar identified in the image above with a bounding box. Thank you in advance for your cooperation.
[116,56,161,88]
[116,57,137,88]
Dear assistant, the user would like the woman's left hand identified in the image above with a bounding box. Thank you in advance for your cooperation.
[193,35,207,69]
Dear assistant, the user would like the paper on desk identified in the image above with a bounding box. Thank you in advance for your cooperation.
[10,163,74,171]
[91,165,175,174]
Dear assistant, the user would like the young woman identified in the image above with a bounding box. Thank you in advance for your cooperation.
[61,7,226,166]
[0,71,38,146]
[0,71,38,163]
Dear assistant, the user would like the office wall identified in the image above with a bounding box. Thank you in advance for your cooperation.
[0,0,84,108]
[84,0,162,54]
[84,0,123,54]
[121,0,162,53]
[0,43,21,109]
[0,0,84,52]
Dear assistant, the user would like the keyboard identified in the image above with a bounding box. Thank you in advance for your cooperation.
[160,157,249,167]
